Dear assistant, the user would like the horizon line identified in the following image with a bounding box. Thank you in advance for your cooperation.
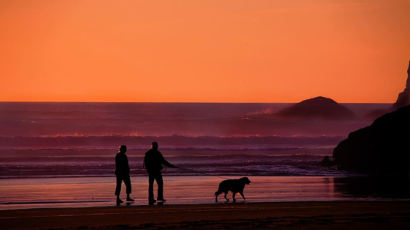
[0,100,395,104]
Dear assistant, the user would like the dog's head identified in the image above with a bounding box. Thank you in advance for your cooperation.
[240,177,251,185]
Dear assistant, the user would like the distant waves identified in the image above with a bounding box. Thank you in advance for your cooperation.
[0,135,343,150]
[0,147,348,179]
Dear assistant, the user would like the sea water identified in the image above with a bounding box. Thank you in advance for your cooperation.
[2,102,405,210]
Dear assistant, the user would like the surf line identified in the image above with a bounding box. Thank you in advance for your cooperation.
[174,166,232,180]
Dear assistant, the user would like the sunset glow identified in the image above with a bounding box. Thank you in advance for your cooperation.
[1,0,409,102]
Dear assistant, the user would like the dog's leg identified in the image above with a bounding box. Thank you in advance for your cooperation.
[232,192,236,203]
[239,191,246,200]
[224,192,229,202]
[215,191,220,202]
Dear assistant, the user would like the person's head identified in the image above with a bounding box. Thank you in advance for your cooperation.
[119,145,127,153]
[152,142,158,150]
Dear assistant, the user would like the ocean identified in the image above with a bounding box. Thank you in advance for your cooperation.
[2,102,406,209]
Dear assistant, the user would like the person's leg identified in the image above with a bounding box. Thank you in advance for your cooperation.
[148,173,155,204]
[115,176,123,203]
[124,176,133,201]
[156,173,164,201]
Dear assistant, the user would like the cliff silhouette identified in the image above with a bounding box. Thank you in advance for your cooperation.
[275,96,356,120]
[393,61,410,109]
[333,105,410,176]
[367,61,410,118]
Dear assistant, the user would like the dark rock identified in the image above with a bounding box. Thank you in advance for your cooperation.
[333,106,410,176]
[393,61,410,109]
[319,156,336,167]
[275,96,356,120]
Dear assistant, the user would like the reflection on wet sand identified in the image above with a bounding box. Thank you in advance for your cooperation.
[1,176,409,210]
[334,176,410,198]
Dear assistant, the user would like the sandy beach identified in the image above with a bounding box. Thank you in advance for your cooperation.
[1,201,410,230]
[1,176,364,210]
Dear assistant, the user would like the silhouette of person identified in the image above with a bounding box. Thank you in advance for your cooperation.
[115,145,134,203]
[143,142,176,205]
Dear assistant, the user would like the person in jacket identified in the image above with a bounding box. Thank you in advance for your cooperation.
[144,142,176,205]
[115,145,133,203]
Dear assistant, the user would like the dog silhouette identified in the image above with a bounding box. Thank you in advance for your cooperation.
[215,177,251,203]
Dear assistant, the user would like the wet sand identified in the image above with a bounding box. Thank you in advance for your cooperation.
[1,201,410,230]
[0,176,348,210]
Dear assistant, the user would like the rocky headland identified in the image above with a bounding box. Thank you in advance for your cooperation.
[333,105,410,176]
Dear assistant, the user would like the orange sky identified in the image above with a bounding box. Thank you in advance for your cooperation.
[1,0,409,103]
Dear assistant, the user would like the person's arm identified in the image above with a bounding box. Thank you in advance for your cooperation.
[160,152,176,168]
[125,155,130,175]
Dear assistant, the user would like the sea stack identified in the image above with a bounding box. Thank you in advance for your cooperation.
[333,105,410,176]
[393,61,410,109]
[275,96,356,120]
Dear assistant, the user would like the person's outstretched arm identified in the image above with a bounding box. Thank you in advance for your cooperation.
[160,153,176,168]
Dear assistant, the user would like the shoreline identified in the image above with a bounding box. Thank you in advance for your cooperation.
[1,201,410,229]
[2,176,410,211]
